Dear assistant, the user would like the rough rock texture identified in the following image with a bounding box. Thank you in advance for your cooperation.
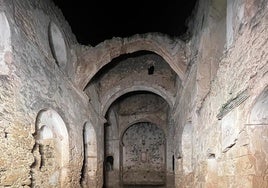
[122,123,166,185]
[0,0,267,187]
[104,93,172,188]
[74,33,187,90]
[0,1,104,187]
[95,52,177,114]
[173,0,268,187]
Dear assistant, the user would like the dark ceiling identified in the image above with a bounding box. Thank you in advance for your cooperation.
[52,0,198,46]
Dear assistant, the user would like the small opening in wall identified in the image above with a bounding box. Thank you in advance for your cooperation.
[172,155,175,171]
[148,65,154,75]
[201,15,205,29]
[106,156,114,171]
[104,122,110,127]
[207,153,216,159]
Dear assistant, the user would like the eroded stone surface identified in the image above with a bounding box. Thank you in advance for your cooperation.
[0,0,267,187]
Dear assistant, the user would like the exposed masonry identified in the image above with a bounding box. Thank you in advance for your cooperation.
[217,89,250,120]
[0,0,267,188]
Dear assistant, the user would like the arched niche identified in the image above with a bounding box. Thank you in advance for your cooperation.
[120,122,166,186]
[48,21,68,67]
[81,122,98,187]
[32,109,69,187]
[0,12,11,75]
[105,156,114,172]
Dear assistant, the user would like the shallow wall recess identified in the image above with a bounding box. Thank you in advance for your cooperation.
[0,12,11,75]
[48,21,68,67]
[32,109,69,187]
[121,122,166,186]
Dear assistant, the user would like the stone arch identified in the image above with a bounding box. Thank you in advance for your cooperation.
[32,109,69,187]
[81,121,98,188]
[0,12,12,75]
[75,33,187,90]
[101,85,175,116]
[120,122,166,185]
[119,119,167,141]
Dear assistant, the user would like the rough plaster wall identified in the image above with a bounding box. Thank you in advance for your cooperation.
[174,0,268,187]
[173,63,197,188]
[165,118,175,188]
[0,1,104,187]
[122,122,166,185]
[95,53,177,114]
[0,11,11,75]
[117,93,169,136]
[84,82,102,114]
[33,139,60,186]
[187,0,227,113]
[97,53,177,99]
[118,93,168,115]
[1,0,267,188]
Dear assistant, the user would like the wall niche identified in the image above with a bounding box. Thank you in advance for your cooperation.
[121,122,166,186]
[48,21,68,67]
[32,109,69,187]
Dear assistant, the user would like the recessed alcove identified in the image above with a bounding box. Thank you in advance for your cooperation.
[32,109,69,187]
[48,21,68,67]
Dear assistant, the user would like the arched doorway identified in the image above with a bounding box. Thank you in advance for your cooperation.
[81,122,98,187]
[32,109,69,187]
[120,122,166,186]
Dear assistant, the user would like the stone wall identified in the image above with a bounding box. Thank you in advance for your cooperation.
[174,0,268,187]
[122,122,166,185]
[104,92,171,187]
[0,1,104,187]
[86,51,178,116]
[0,0,267,187]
